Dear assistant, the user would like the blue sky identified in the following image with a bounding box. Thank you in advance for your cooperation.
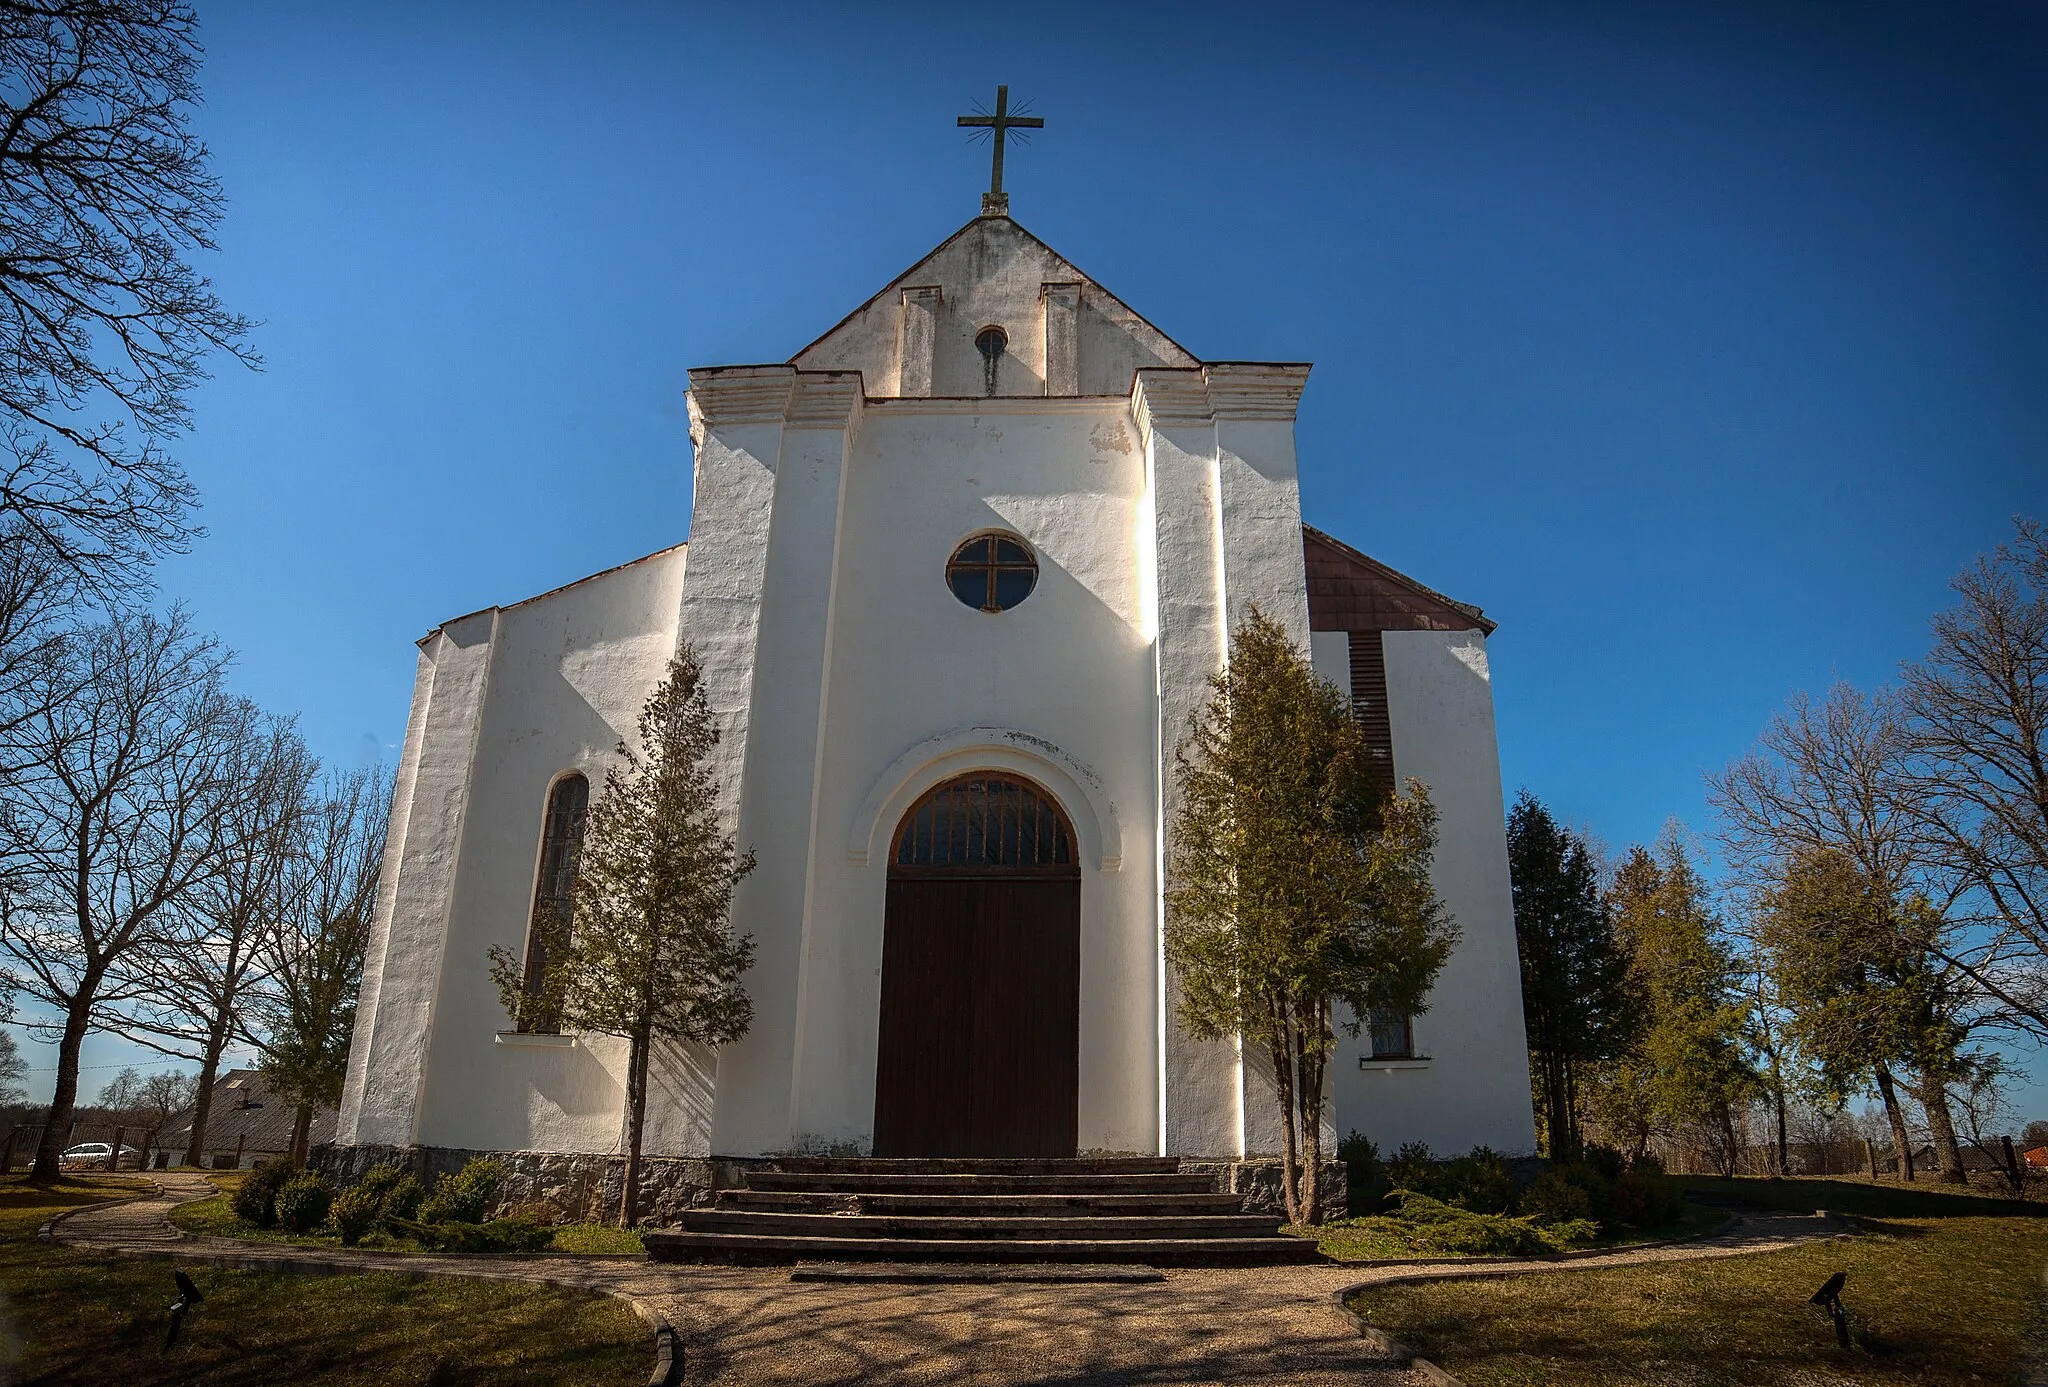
[17,1,2048,1119]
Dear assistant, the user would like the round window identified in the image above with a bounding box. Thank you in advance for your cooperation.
[946,533,1038,613]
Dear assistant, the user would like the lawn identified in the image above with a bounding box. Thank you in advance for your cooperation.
[1345,1178,2048,1386]
[1297,1199,1726,1262]
[0,1176,654,1386]
[168,1182,647,1256]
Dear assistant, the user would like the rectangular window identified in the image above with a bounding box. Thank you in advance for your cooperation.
[1369,1010,1414,1059]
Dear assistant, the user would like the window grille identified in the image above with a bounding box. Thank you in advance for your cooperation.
[894,774,1074,872]
[1368,1010,1414,1059]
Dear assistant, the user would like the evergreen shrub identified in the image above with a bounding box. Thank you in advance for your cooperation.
[232,1160,293,1228]
[414,1215,555,1254]
[417,1157,507,1225]
[330,1186,381,1246]
[274,1172,334,1234]
[354,1163,406,1202]
[378,1173,426,1224]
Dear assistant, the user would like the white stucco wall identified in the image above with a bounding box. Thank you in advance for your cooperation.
[777,398,1163,1157]
[1329,629,1537,1157]
[348,546,689,1155]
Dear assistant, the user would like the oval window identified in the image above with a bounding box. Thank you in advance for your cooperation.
[946,533,1037,613]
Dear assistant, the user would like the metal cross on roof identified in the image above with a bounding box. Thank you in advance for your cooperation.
[958,85,1043,217]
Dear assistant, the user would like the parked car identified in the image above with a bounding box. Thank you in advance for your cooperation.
[59,1143,140,1171]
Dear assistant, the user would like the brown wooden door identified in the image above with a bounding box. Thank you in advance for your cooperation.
[871,776,1081,1158]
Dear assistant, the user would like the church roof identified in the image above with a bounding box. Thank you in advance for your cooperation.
[1303,525,1496,635]
[790,214,1201,398]
[417,541,687,646]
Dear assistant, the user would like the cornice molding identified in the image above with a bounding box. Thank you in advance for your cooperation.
[1129,364,1312,452]
[687,366,877,443]
[785,372,866,433]
[1204,362,1311,421]
[687,365,796,444]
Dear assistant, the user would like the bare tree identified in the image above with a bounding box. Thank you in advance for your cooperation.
[0,1,256,598]
[104,716,313,1164]
[0,608,251,1180]
[246,765,385,1166]
[1901,519,2048,1038]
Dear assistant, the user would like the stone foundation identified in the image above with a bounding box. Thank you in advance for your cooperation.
[309,1143,770,1227]
[1181,1157,1347,1219]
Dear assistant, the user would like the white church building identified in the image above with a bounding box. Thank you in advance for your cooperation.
[335,188,1536,1187]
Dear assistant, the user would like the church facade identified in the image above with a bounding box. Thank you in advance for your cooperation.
[335,209,1537,1174]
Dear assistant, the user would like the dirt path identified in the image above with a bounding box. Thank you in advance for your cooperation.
[51,1175,1845,1386]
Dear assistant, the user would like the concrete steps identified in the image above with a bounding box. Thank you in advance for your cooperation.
[744,1170,1216,1195]
[680,1210,1283,1240]
[642,1157,1327,1268]
[642,1230,1322,1267]
[717,1190,1247,1216]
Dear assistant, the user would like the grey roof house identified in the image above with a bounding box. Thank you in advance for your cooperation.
[158,1068,337,1169]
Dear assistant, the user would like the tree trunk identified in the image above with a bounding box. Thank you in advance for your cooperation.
[1774,1081,1790,1176]
[30,995,94,1182]
[1268,1019,1304,1228]
[1914,1072,1966,1184]
[620,1030,650,1228]
[289,1104,313,1168]
[1716,1103,1740,1177]
[182,1022,232,1167]
[1298,997,1328,1226]
[1874,1065,1915,1181]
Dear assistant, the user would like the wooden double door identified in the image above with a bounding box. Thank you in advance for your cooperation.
[871,776,1081,1158]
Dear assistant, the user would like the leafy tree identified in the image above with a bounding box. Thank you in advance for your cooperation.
[1606,837,1756,1176]
[1165,610,1456,1226]
[492,646,755,1227]
[1757,847,1973,1182]
[1506,793,1637,1158]
[1711,681,1974,1180]
[0,0,255,600]
[247,766,387,1166]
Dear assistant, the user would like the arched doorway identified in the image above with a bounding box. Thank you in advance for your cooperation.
[872,773,1081,1158]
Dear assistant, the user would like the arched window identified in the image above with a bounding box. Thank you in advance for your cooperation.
[893,774,1074,873]
[518,773,588,1032]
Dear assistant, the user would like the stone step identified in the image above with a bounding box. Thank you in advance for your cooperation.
[745,1170,1216,1195]
[643,1229,1326,1268]
[679,1210,1284,1241]
[770,1156,1181,1176]
[716,1189,1247,1216]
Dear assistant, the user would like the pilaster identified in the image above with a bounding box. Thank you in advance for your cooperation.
[679,366,865,1158]
[897,287,942,398]
[341,612,500,1146]
[1132,362,1313,1160]
[1041,282,1081,397]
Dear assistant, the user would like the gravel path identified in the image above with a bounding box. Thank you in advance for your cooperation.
[49,1175,1846,1387]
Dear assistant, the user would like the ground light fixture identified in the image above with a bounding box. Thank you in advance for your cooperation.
[1808,1270,1849,1349]
[164,1269,203,1350]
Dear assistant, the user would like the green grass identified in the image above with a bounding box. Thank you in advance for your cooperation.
[1297,1200,1726,1262]
[169,1188,648,1256]
[1,1176,653,1386]
[1346,1176,2048,1385]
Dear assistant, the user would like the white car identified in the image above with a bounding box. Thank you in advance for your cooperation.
[59,1142,140,1171]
